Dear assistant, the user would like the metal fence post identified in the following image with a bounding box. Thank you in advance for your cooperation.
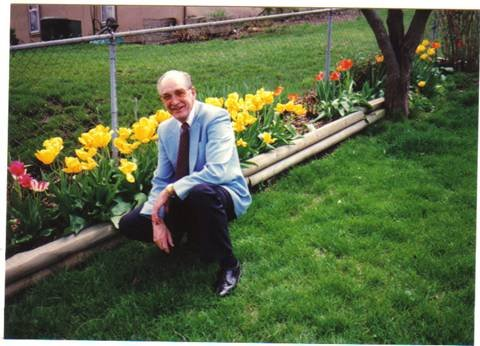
[324,9,333,77]
[109,34,118,159]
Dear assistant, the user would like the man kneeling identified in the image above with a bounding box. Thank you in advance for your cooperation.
[119,70,251,297]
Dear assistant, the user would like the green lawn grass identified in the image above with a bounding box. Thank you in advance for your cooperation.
[9,13,382,162]
[4,72,477,343]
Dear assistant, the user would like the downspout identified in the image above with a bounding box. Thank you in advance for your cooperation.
[183,6,187,24]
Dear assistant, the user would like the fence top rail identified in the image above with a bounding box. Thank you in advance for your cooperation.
[11,8,340,52]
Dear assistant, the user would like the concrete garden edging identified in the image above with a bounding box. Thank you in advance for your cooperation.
[5,98,385,298]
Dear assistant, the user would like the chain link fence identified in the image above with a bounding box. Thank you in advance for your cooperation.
[9,8,388,163]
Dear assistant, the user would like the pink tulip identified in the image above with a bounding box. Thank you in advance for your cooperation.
[29,179,50,192]
[8,161,25,177]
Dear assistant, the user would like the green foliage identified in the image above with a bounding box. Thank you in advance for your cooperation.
[4,72,477,344]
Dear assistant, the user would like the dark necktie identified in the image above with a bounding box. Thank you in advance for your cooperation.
[174,122,190,181]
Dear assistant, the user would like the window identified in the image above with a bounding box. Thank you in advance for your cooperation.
[101,5,116,24]
[28,5,40,34]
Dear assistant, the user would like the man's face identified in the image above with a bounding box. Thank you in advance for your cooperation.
[158,77,196,122]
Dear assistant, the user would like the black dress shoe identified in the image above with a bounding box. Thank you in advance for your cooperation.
[215,263,241,297]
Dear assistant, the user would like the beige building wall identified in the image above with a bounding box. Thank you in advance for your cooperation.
[186,6,263,19]
[10,4,263,44]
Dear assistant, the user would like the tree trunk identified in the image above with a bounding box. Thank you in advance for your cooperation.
[361,9,432,119]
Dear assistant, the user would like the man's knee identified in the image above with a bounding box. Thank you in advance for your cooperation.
[187,183,218,207]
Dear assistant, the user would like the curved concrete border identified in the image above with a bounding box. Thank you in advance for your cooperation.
[5,98,385,298]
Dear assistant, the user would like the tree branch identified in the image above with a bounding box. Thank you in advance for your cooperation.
[404,10,432,55]
[387,9,404,59]
[361,9,400,73]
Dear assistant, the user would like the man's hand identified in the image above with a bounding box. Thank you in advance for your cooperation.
[152,219,174,253]
[151,189,170,225]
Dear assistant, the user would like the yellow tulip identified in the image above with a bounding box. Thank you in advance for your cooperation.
[421,39,430,47]
[43,137,64,152]
[375,54,384,63]
[293,104,307,116]
[35,148,58,165]
[417,81,426,88]
[275,103,287,114]
[225,93,241,114]
[119,159,137,183]
[117,127,132,139]
[245,94,264,112]
[205,97,225,108]
[236,138,248,148]
[416,44,426,55]
[259,132,276,145]
[232,120,246,133]
[80,157,98,171]
[79,125,112,148]
[420,53,429,61]
[132,117,158,144]
[75,147,97,161]
[63,157,83,174]
[154,109,172,124]
[256,88,274,105]
[427,48,436,56]
[114,137,141,155]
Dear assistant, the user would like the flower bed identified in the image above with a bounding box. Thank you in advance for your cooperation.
[5,98,384,298]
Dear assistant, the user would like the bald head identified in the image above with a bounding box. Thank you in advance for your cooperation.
[157,70,196,122]
[157,70,193,93]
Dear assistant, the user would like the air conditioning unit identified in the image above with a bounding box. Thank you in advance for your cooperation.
[40,17,82,41]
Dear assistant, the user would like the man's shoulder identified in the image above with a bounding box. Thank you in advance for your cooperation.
[196,101,229,122]
[157,116,177,133]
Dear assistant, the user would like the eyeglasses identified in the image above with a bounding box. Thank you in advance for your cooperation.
[160,88,191,102]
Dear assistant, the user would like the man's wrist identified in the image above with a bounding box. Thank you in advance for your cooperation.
[166,183,176,197]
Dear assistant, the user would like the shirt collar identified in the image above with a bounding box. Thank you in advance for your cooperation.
[177,100,197,128]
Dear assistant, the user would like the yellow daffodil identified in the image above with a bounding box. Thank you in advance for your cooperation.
[205,97,225,108]
[420,53,429,61]
[259,132,276,145]
[417,81,426,88]
[427,48,436,56]
[80,157,98,171]
[119,159,137,183]
[416,44,426,55]
[75,147,97,161]
[154,109,172,124]
[63,157,83,174]
[132,117,158,144]
[117,127,132,139]
[236,138,248,148]
[421,39,430,47]
[35,148,59,165]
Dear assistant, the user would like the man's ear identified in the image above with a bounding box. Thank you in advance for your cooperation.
[191,87,197,97]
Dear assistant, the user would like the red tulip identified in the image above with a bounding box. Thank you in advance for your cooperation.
[336,58,353,72]
[17,173,33,188]
[315,72,324,81]
[8,160,25,177]
[330,71,341,81]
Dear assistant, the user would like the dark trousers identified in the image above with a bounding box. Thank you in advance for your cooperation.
[119,183,236,264]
